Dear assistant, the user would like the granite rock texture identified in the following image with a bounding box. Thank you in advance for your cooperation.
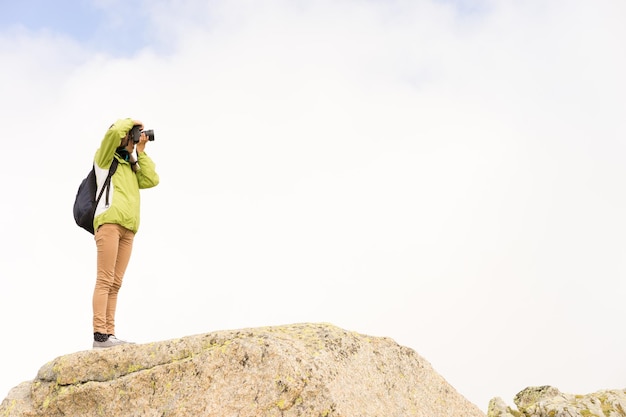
[1,323,485,417]
[488,385,626,417]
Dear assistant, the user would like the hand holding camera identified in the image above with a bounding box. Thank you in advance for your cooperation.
[129,124,155,144]
[129,124,155,153]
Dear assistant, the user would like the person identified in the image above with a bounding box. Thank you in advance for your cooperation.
[91,118,159,348]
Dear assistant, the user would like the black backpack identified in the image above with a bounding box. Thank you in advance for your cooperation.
[73,159,119,234]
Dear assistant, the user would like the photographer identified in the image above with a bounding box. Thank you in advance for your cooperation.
[91,118,159,348]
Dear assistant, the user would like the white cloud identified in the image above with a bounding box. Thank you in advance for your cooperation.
[1,0,625,411]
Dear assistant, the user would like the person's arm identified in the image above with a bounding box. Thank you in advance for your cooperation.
[135,132,159,188]
[135,152,160,188]
[93,118,136,169]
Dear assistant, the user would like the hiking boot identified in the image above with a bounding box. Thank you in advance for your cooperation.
[109,335,134,345]
[93,335,134,349]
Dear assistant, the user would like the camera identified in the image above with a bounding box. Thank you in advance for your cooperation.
[129,125,155,144]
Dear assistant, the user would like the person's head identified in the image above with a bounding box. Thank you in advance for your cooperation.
[115,133,136,165]
[120,134,135,153]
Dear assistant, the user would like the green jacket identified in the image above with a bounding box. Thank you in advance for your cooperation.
[93,118,159,234]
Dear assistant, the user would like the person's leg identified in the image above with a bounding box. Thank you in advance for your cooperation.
[105,225,135,336]
[93,224,121,335]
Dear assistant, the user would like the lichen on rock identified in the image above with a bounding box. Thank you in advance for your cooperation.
[1,323,485,417]
[488,386,626,417]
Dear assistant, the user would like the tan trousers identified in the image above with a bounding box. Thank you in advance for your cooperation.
[93,223,135,335]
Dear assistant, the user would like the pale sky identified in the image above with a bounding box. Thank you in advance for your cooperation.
[1,0,625,412]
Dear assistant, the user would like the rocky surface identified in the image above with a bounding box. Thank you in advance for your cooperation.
[488,385,626,417]
[0,323,485,417]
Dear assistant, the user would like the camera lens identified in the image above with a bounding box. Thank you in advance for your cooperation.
[143,129,155,141]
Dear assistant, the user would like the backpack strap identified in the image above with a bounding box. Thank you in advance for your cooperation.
[95,158,119,208]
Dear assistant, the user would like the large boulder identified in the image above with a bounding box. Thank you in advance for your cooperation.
[488,385,626,417]
[1,323,485,417]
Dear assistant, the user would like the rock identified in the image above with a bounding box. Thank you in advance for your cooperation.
[488,385,626,417]
[487,397,519,417]
[0,323,485,417]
